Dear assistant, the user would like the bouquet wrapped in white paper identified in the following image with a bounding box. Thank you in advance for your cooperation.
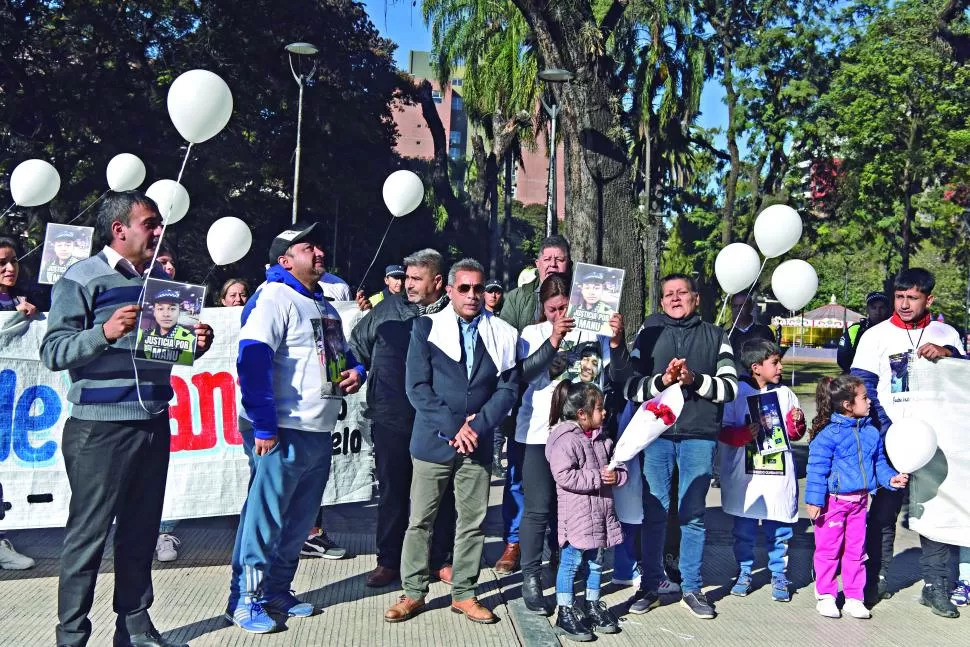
[608,384,684,469]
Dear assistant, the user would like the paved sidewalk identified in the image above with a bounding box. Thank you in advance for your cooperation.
[1,468,965,646]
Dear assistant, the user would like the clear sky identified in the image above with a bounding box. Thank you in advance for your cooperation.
[360,0,728,136]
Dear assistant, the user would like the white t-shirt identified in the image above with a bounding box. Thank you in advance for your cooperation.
[719,381,801,524]
[239,282,352,433]
[320,272,353,301]
[851,317,962,426]
[514,322,611,444]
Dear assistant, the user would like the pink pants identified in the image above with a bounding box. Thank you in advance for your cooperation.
[813,494,867,600]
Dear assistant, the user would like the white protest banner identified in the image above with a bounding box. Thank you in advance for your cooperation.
[896,357,970,548]
[0,303,373,530]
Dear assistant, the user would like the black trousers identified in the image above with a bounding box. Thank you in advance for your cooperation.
[864,487,905,589]
[920,535,955,584]
[372,422,454,570]
[519,443,558,578]
[56,416,171,647]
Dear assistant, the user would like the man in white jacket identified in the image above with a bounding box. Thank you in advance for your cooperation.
[226,222,365,634]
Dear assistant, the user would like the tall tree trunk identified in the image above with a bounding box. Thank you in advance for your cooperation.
[900,117,920,271]
[486,151,501,278]
[416,80,467,231]
[643,132,661,315]
[503,149,514,285]
[721,38,741,245]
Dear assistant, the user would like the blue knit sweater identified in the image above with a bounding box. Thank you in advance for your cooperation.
[804,412,899,506]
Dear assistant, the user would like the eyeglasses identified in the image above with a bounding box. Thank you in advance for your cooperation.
[455,283,486,295]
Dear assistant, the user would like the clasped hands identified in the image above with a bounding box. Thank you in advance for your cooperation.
[661,357,696,388]
[450,414,478,455]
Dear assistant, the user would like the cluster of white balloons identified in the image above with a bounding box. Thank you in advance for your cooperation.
[714,203,818,311]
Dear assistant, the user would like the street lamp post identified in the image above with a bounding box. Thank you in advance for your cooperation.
[538,68,574,237]
[286,42,319,225]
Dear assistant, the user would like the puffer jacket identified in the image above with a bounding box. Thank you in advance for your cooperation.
[545,420,626,550]
[805,412,899,507]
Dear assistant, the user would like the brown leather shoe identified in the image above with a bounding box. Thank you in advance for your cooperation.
[451,597,499,624]
[384,595,425,623]
[431,564,453,585]
[366,565,400,588]
[494,543,520,574]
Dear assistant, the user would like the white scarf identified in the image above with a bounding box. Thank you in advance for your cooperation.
[426,308,518,375]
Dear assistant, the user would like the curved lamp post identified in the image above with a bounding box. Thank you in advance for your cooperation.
[538,68,574,237]
[286,42,319,225]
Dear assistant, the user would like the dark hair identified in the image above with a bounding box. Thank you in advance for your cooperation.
[218,278,250,305]
[810,375,865,441]
[537,272,570,322]
[740,339,783,372]
[156,244,176,261]
[549,380,603,427]
[660,273,698,294]
[894,267,935,295]
[538,235,570,260]
[96,191,159,245]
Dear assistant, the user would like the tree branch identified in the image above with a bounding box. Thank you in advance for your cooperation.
[689,135,731,162]
[600,0,629,35]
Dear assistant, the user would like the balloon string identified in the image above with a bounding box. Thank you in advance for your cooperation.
[715,294,729,327]
[0,202,14,222]
[727,257,769,337]
[202,263,216,286]
[356,216,396,293]
[140,144,194,306]
[17,190,109,262]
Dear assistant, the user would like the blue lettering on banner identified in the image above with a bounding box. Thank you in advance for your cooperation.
[0,369,61,464]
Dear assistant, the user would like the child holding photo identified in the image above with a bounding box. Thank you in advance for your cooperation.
[718,340,805,602]
[545,381,626,641]
[806,375,909,619]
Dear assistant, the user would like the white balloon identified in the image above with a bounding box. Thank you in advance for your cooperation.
[714,243,762,294]
[885,419,938,473]
[207,217,252,265]
[145,179,190,225]
[106,153,146,191]
[167,69,234,144]
[382,170,424,217]
[770,259,818,311]
[754,204,803,258]
[9,159,60,207]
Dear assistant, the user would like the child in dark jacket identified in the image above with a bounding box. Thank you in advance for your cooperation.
[545,380,626,641]
[806,375,909,620]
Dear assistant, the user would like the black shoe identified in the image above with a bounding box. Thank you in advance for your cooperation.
[522,574,553,616]
[115,627,188,647]
[711,476,721,489]
[628,589,660,614]
[554,605,594,642]
[877,574,892,600]
[681,591,716,619]
[920,580,960,618]
[583,599,620,634]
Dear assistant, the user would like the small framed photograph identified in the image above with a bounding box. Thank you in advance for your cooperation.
[38,223,94,285]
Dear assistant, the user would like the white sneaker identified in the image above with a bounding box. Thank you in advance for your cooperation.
[155,534,180,562]
[843,598,871,619]
[0,538,35,570]
[658,577,682,595]
[816,596,840,618]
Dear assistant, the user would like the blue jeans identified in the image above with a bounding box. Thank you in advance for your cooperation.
[556,544,603,606]
[732,516,793,577]
[228,428,332,607]
[502,437,525,544]
[641,437,715,593]
[614,522,641,581]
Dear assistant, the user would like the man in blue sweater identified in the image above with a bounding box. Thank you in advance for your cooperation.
[41,191,213,647]
[226,222,365,634]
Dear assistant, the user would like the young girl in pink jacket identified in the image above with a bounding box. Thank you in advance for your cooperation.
[545,380,627,641]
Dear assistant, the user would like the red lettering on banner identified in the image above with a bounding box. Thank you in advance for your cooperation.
[168,372,241,451]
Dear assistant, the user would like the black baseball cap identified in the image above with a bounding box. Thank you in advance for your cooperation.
[485,279,503,292]
[385,264,406,278]
[866,291,890,306]
[268,222,322,264]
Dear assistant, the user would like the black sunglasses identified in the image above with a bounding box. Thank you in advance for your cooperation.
[455,283,486,295]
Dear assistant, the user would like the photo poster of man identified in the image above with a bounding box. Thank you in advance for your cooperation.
[311,315,349,398]
[889,351,911,393]
[135,278,205,366]
[561,340,605,385]
[746,390,791,456]
[38,223,94,285]
[566,262,624,336]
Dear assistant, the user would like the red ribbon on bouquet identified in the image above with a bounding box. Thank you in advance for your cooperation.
[645,401,675,426]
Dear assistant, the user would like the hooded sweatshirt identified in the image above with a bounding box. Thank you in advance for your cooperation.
[238,264,365,439]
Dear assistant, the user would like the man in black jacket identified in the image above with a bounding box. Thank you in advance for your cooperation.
[617,274,738,620]
[349,248,456,588]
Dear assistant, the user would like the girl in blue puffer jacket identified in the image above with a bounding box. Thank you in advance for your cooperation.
[806,375,909,620]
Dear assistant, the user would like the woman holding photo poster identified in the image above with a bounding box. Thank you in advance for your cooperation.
[513,273,627,616]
